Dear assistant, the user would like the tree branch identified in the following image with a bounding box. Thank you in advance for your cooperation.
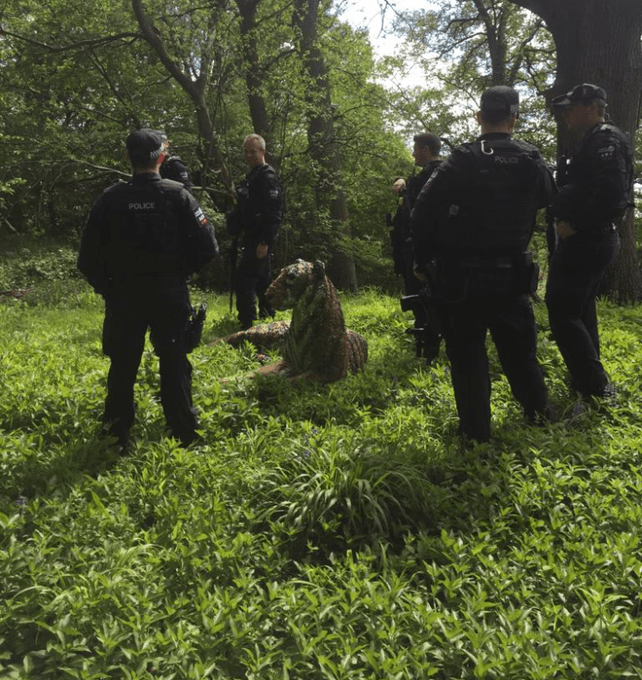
[131,0,202,99]
[0,28,141,54]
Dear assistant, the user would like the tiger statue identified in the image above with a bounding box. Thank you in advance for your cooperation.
[219,259,368,382]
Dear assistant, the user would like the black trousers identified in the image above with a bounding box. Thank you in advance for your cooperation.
[443,283,548,443]
[545,229,619,397]
[102,283,198,445]
[236,244,273,327]
[401,245,427,326]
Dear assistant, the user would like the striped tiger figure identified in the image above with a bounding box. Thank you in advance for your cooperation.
[220,259,368,382]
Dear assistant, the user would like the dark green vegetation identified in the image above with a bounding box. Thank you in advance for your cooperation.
[2,242,642,678]
[2,0,642,296]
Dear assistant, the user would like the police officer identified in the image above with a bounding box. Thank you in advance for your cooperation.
[411,86,554,443]
[157,132,194,194]
[78,129,219,452]
[392,133,443,362]
[546,84,633,405]
[227,134,282,329]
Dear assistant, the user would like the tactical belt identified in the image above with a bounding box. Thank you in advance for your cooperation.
[455,255,515,269]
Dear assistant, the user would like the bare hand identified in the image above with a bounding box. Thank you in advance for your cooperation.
[392,178,406,195]
[256,243,269,259]
[556,220,576,239]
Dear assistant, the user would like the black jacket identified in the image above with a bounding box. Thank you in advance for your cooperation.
[227,163,282,247]
[411,133,553,267]
[551,122,632,232]
[78,173,218,295]
[392,160,442,271]
[160,156,194,194]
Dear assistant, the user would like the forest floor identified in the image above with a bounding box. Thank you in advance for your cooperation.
[2,242,642,679]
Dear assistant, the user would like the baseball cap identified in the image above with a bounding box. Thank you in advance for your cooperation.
[125,129,166,163]
[153,129,169,144]
[480,86,520,118]
[551,83,607,109]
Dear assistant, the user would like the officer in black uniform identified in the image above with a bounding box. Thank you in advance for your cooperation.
[392,132,443,362]
[227,133,282,329]
[546,84,633,404]
[411,86,554,443]
[78,129,219,451]
[157,132,194,194]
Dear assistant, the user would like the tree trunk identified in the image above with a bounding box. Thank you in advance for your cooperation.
[293,0,357,291]
[472,0,507,85]
[510,0,642,302]
[235,0,278,168]
[131,0,233,196]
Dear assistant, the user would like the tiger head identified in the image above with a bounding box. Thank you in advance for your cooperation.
[266,259,327,311]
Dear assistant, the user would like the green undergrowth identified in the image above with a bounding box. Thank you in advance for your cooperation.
[2,281,642,679]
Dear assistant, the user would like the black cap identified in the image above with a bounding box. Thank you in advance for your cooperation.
[551,83,607,109]
[125,129,165,164]
[153,129,169,143]
[480,85,520,118]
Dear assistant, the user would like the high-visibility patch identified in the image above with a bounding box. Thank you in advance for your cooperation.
[194,207,207,224]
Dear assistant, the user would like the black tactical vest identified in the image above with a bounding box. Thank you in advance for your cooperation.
[106,180,187,278]
[438,137,542,255]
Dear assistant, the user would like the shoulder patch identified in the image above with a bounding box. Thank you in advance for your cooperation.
[194,207,208,225]
[422,168,441,190]
[597,145,616,161]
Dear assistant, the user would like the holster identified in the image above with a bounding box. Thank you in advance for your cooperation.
[183,303,207,352]
[513,252,540,295]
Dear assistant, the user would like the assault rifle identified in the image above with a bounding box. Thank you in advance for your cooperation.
[400,261,444,363]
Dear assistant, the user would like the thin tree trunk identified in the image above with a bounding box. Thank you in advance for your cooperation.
[236,0,277,168]
[293,0,357,291]
[131,0,233,195]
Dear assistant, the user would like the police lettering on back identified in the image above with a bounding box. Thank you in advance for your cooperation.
[129,201,156,210]
[494,155,520,165]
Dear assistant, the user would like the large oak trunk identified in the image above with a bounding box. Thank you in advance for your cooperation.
[512,0,642,301]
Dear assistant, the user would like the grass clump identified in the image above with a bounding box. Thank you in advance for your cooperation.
[2,271,642,679]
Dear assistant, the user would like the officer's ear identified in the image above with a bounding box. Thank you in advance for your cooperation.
[475,110,483,126]
[507,113,517,132]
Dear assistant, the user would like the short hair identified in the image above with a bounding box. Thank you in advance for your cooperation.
[413,133,441,157]
[131,158,160,172]
[243,133,266,150]
[480,108,513,125]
